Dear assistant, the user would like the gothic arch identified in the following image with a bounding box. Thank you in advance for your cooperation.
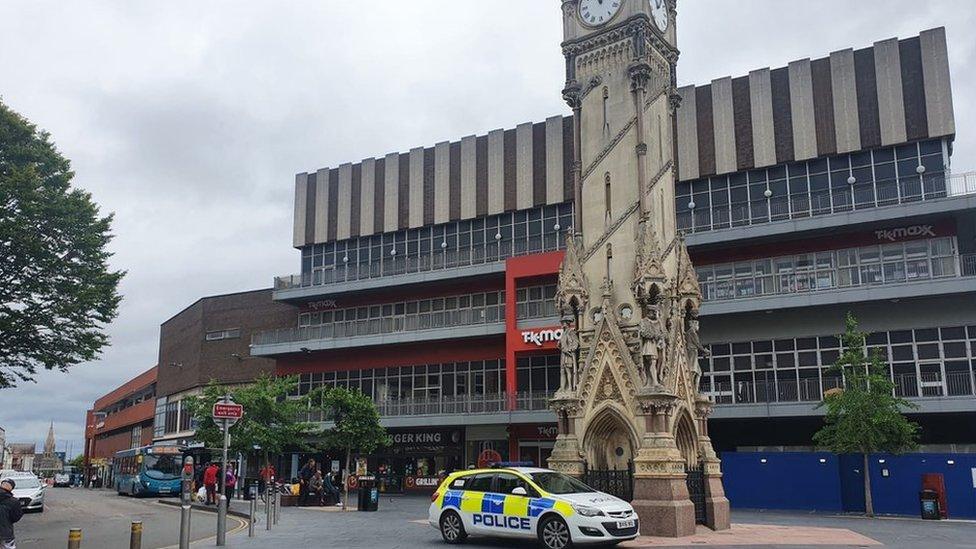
[673,408,699,468]
[581,402,639,471]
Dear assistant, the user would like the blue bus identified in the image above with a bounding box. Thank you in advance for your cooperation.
[113,445,184,497]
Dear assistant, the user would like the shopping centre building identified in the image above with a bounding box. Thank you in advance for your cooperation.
[250,26,975,491]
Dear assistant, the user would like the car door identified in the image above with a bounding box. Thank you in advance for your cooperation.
[457,473,494,534]
[492,472,539,539]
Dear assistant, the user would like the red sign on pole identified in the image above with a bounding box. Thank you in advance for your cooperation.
[212,402,244,420]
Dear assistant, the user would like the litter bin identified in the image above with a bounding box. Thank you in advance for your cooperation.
[242,477,259,500]
[357,477,379,512]
[919,489,940,520]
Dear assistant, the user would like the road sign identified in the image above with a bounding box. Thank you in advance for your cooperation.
[213,402,244,420]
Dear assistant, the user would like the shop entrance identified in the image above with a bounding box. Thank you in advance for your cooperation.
[517,442,554,467]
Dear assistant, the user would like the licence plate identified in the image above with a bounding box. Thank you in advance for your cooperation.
[617,519,635,529]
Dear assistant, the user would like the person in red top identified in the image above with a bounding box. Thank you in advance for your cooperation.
[258,462,276,496]
[203,463,219,505]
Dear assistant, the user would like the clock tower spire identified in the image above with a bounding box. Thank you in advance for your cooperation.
[549,0,731,537]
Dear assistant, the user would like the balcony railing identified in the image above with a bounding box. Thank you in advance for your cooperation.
[700,253,975,303]
[275,236,564,291]
[252,306,505,347]
[300,391,554,421]
[708,371,976,406]
[679,171,976,234]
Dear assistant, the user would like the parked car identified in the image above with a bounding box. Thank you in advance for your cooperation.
[53,473,72,487]
[2,473,45,512]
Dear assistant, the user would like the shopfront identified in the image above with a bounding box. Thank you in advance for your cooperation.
[367,427,464,493]
[512,423,557,467]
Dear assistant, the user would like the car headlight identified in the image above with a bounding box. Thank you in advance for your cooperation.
[572,504,604,517]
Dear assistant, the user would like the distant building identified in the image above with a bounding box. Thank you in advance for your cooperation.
[33,422,63,476]
[152,289,295,445]
[83,366,157,484]
[5,443,36,472]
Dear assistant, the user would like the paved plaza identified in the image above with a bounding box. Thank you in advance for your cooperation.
[223,495,976,549]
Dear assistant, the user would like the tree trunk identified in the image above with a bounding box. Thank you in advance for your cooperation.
[343,448,351,512]
[863,453,874,517]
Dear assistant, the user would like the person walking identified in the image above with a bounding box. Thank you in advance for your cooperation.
[203,462,219,505]
[258,462,276,497]
[0,479,24,549]
[298,459,315,505]
[224,467,237,501]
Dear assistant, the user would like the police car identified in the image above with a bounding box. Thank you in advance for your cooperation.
[429,465,638,549]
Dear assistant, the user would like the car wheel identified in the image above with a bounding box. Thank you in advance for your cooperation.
[439,510,467,544]
[539,515,572,549]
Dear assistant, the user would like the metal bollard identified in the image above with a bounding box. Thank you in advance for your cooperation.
[248,496,256,537]
[68,527,82,549]
[179,504,191,549]
[129,521,142,549]
[265,484,272,531]
[216,494,227,546]
[273,485,280,525]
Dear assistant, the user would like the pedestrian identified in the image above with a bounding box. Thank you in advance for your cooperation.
[203,462,219,505]
[0,479,24,549]
[309,470,324,506]
[259,462,276,496]
[323,469,343,507]
[298,458,315,505]
[224,467,236,501]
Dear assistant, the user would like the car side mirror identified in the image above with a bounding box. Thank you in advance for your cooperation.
[511,486,527,496]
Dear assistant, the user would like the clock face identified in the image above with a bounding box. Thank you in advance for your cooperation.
[578,0,622,28]
[649,0,669,32]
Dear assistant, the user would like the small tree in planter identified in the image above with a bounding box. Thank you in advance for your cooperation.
[313,387,390,510]
[813,312,920,516]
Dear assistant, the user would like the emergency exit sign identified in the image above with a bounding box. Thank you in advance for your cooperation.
[212,402,244,420]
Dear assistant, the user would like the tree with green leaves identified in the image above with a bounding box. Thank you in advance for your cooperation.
[813,312,920,516]
[312,386,390,510]
[183,374,317,466]
[68,454,85,469]
[0,101,124,387]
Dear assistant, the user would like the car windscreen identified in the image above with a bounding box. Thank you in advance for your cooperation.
[142,454,181,480]
[7,477,40,489]
[526,472,596,494]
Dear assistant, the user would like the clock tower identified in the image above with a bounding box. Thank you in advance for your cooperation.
[548,0,730,536]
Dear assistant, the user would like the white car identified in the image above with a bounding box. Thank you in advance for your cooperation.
[3,474,45,512]
[429,466,638,549]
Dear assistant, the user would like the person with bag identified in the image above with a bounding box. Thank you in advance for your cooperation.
[0,479,24,549]
[224,467,237,501]
[203,462,219,505]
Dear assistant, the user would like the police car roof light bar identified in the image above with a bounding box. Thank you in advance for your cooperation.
[489,461,535,468]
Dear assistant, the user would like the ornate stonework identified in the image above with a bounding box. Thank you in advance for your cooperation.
[551,0,729,536]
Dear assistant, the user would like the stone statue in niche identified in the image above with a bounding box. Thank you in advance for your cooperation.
[685,310,709,391]
[559,316,580,391]
[638,301,667,388]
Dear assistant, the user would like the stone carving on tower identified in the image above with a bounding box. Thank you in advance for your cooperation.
[548,0,729,537]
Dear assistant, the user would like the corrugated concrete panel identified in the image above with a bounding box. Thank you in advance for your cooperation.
[336,164,352,240]
[487,129,505,214]
[711,77,737,174]
[676,85,699,180]
[408,147,425,228]
[830,48,861,153]
[874,38,907,146]
[313,168,330,244]
[434,141,451,224]
[383,152,399,233]
[293,173,307,247]
[920,27,955,137]
[545,116,565,205]
[749,68,777,168]
[788,59,817,161]
[516,122,534,210]
[359,158,376,237]
[460,135,477,219]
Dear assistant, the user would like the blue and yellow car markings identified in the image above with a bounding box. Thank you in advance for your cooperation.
[527,497,555,517]
[482,493,506,514]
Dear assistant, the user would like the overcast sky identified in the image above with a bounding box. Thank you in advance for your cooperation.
[1,1,973,459]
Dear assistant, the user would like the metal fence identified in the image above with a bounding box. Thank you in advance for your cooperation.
[275,236,564,291]
[253,306,505,346]
[708,370,976,405]
[681,171,976,234]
